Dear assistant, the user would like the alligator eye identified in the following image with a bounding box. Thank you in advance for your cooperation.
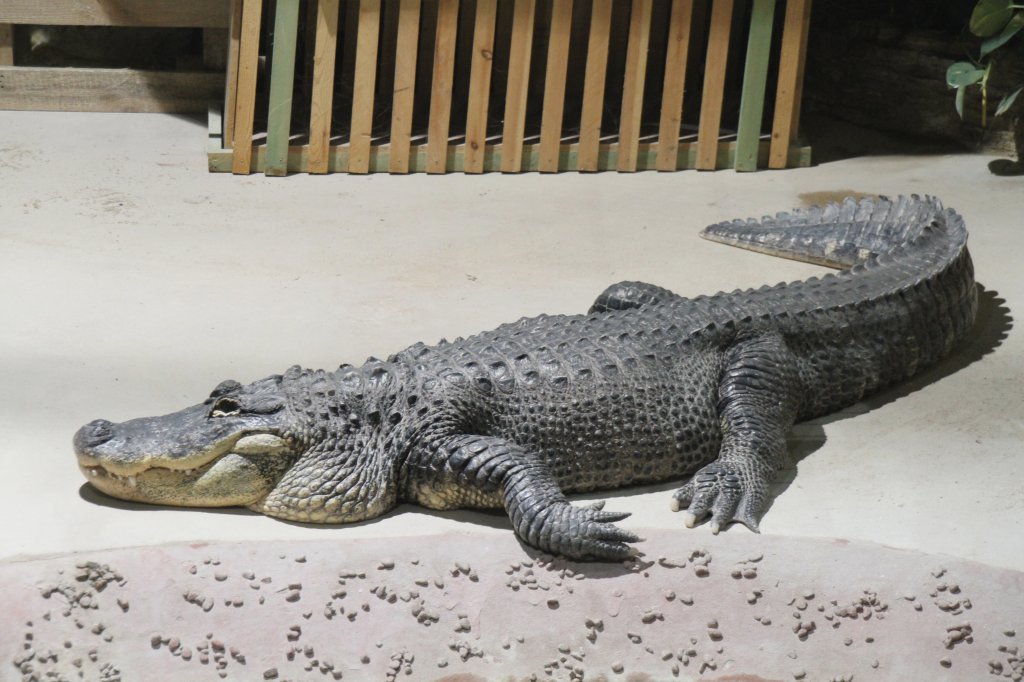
[210,396,241,417]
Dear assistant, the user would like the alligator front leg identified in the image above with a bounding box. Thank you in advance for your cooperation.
[419,435,640,561]
[589,280,684,314]
[672,332,802,533]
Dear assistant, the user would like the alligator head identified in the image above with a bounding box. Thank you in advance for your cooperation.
[73,365,400,523]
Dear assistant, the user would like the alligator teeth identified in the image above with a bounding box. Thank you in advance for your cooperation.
[90,469,98,477]
[127,476,137,488]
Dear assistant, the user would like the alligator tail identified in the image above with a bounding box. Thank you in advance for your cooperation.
[700,195,960,270]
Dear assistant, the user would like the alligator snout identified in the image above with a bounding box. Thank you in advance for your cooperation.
[74,419,115,451]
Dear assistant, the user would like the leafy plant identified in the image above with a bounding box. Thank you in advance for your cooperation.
[948,0,1024,125]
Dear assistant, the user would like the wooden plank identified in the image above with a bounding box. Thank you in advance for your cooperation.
[0,0,231,27]
[578,0,613,172]
[769,0,812,169]
[0,25,12,67]
[0,66,221,112]
[349,0,381,174]
[655,0,694,171]
[538,0,573,173]
[734,0,776,171]
[231,0,263,174]
[500,0,537,173]
[309,0,341,174]
[427,0,460,174]
[465,0,499,174]
[389,0,422,173]
[695,0,734,170]
[223,0,244,149]
[617,0,652,172]
[264,0,301,177]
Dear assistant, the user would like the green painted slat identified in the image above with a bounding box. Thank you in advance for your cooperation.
[734,0,776,171]
[264,0,301,177]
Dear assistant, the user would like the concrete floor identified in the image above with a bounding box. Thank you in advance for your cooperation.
[1,111,1021,570]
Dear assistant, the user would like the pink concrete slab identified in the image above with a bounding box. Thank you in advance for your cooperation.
[4,530,1022,681]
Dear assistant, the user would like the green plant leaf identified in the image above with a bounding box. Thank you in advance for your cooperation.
[971,0,1014,37]
[956,85,966,118]
[995,85,1023,115]
[981,12,1024,56]
[947,61,986,87]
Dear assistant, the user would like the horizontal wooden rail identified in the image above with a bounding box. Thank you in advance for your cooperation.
[0,0,231,28]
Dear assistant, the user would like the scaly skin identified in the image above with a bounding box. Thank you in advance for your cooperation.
[74,196,977,561]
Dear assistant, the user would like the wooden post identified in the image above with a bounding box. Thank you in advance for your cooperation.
[231,0,264,174]
[769,0,812,169]
[309,0,340,173]
[264,0,301,177]
[465,0,498,174]
[734,0,776,171]
[538,0,573,173]
[223,0,244,149]
[695,0,734,171]
[426,0,460,174]
[501,0,537,173]
[389,0,421,173]
[655,0,694,171]
[0,24,13,66]
[617,0,653,172]
[349,0,381,173]
[578,0,613,172]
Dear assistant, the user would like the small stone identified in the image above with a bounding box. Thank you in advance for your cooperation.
[664,590,676,601]
[150,634,162,649]
[294,555,307,563]
[611,662,624,673]
[547,599,559,609]
[379,560,395,570]
[939,658,951,668]
[214,572,227,581]
[263,670,278,680]
[1005,629,1017,637]
[793,671,806,680]
[361,655,370,664]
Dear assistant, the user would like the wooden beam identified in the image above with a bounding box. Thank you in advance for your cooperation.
[389,0,421,173]
[465,0,498,174]
[264,0,301,177]
[349,0,381,173]
[0,66,221,112]
[427,0,460,174]
[655,0,694,171]
[578,0,613,172]
[500,0,537,173]
[734,0,776,171]
[231,0,263,174]
[617,0,652,172]
[0,0,231,27]
[0,24,12,66]
[222,0,244,149]
[769,0,812,169]
[309,0,340,174]
[695,0,734,170]
[539,0,573,173]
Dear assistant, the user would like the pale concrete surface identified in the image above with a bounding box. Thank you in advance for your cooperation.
[0,111,1021,569]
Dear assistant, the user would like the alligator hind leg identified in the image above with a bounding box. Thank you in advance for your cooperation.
[416,434,640,560]
[671,332,802,533]
[589,281,683,314]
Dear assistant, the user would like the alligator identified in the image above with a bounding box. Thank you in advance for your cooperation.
[73,196,977,561]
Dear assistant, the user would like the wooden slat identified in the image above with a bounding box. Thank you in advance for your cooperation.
[389,0,422,173]
[0,24,13,66]
[230,0,263,174]
[695,0,734,170]
[769,0,812,169]
[0,66,221,112]
[309,0,340,174]
[500,0,537,173]
[617,0,652,172]
[465,0,499,174]
[538,0,573,173]
[223,0,244,149]
[264,0,301,177]
[578,0,613,172]
[734,0,776,171]
[655,0,694,171]
[349,0,381,173]
[0,0,231,27]
[426,0,460,174]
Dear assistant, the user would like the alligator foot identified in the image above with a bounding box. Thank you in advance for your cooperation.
[521,501,640,561]
[670,462,765,534]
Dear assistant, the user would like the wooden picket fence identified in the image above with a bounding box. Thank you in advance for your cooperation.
[209,0,812,175]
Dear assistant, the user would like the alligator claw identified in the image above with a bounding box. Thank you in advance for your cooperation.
[527,502,641,561]
[671,462,766,534]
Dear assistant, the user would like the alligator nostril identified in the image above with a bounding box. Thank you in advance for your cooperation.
[75,419,115,450]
